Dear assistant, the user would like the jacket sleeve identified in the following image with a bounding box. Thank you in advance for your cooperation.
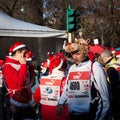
[3,64,27,88]
[92,62,111,120]
[33,85,41,104]
[60,77,67,95]
[58,74,70,105]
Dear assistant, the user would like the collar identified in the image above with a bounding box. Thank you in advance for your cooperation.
[5,56,20,64]
[76,58,90,67]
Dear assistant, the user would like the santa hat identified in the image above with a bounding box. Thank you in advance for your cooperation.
[9,42,26,55]
[41,61,48,74]
[49,52,66,74]
[26,51,33,61]
[110,47,116,54]
[0,60,5,67]
[41,61,48,69]
[10,88,32,107]
[115,50,120,58]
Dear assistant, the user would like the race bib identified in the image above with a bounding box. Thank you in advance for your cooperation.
[67,71,91,104]
[40,77,62,106]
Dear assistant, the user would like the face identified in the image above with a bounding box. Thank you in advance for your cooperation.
[72,51,87,64]
[15,48,27,60]
[100,55,108,64]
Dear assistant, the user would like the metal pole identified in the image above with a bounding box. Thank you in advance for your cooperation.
[68,32,72,43]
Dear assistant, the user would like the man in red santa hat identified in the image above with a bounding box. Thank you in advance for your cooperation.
[33,51,69,120]
[3,41,32,98]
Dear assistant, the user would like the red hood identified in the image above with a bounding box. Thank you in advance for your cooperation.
[5,56,20,64]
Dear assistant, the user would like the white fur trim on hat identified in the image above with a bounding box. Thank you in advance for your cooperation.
[116,55,120,58]
[13,44,26,52]
[26,57,32,61]
[9,52,12,56]
[111,50,116,54]
[53,59,63,71]
[51,69,65,77]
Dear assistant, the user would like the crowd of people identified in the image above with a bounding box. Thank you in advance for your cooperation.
[0,37,120,120]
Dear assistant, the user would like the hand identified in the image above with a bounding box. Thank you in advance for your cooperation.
[56,104,63,115]
[19,55,26,64]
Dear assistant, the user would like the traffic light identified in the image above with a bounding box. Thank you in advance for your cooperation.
[66,5,81,32]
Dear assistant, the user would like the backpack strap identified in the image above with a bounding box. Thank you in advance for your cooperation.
[90,61,103,120]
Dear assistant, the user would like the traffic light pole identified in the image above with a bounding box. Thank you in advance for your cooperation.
[66,5,81,44]
[68,32,72,43]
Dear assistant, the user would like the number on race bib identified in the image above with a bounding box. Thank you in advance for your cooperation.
[70,81,80,90]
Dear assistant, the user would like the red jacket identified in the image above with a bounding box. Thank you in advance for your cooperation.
[3,56,30,97]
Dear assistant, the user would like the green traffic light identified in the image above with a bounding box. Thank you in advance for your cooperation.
[66,5,81,32]
[75,10,81,16]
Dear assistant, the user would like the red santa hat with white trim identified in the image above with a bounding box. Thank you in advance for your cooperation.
[49,52,67,74]
[115,50,120,58]
[41,60,49,74]
[10,88,33,107]
[26,51,33,61]
[9,41,26,56]
[110,47,116,54]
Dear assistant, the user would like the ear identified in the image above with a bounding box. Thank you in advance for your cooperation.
[103,56,107,63]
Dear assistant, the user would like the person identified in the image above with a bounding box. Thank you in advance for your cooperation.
[56,40,111,120]
[3,41,32,98]
[26,50,35,87]
[100,49,120,120]
[33,51,69,120]
[9,87,36,119]
[2,41,33,119]
[25,50,39,88]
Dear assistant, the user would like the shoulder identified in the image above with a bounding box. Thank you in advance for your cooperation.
[68,64,76,70]
[92,61,104,69]
[91,61,105,75]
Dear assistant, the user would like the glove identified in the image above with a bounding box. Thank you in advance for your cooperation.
[56,104,64,115]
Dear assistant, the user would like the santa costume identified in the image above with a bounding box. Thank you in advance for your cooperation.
[10,87,36,119]
[33,52,69,120]
[3,42,32,98]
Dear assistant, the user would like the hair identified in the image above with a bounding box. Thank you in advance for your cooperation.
[11,47,27,56]
[101,50,113,58]
[78,43,89,56]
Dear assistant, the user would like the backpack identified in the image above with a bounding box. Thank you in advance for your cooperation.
[106,63,120,86]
